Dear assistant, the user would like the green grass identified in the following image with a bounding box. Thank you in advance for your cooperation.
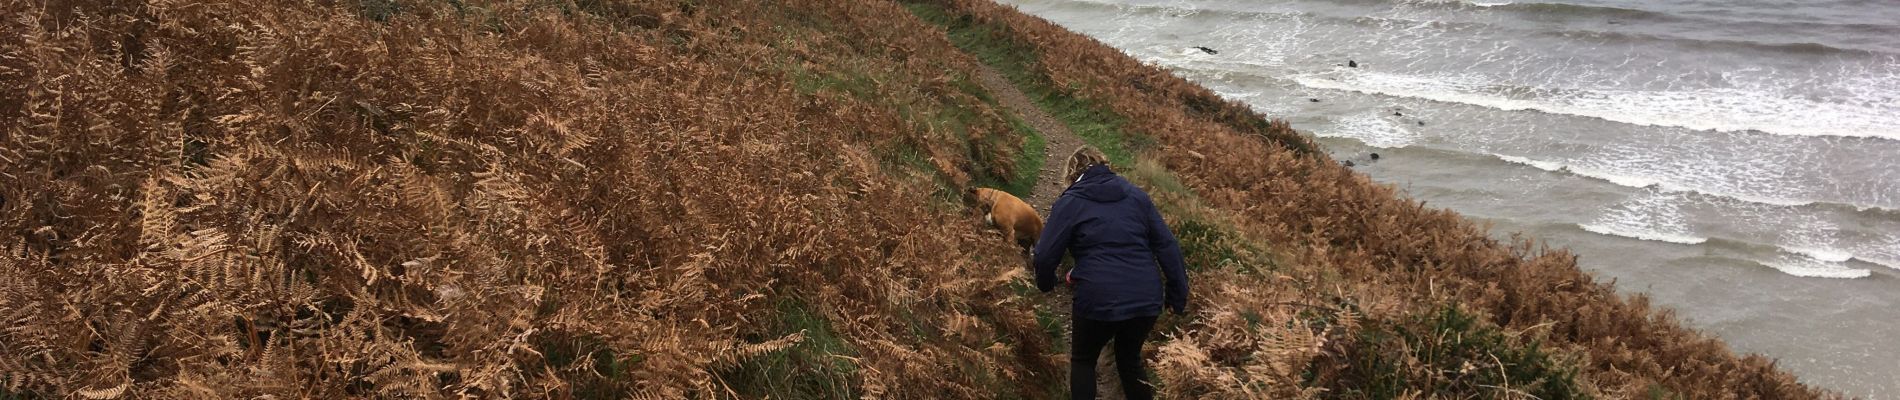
[1004,279,1068,352]
[539,297,866,398]
[902,1,1318,162]
[902,1,1298,281]
[359,0,400,22]
[720,299,859,399]
[934,73,1045,197]
[785,61,945,192]
[1178,90,1321,158]
[903,3,1316,396]
[782,35,1043,199]
[788,61,880,99]
[1033,305,1067,352]
[0,386,29,400]
[1338,306,1585,400]
[1646,384,1686,400]
[1006,279,1070,397]
[903,2,1143,167]
[532,332,641,399]
[1170,218,1244,272]
[1124,157,1278,275]
[971,114,1045,197]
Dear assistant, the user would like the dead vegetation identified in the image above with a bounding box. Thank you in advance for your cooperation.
[0,0,1838,398]
[1,0,1053,397]
[918,0,1836,398]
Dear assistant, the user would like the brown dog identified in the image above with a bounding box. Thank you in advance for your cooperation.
[969,187,1042,250]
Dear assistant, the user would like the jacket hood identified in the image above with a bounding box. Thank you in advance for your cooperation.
[1067,164,1127,203]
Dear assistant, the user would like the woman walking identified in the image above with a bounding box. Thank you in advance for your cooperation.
[1032,146,1190,399]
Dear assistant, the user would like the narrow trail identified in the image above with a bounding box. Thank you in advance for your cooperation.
[968,62,1131,398]
[970,64,1081,212]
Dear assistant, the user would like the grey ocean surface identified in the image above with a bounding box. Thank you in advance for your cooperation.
[993,0,1900,397]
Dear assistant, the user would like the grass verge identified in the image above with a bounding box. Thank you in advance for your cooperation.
[973,114,1045,198]
[783,35,1042,199]
[903,1,1146,167]
[720,299,858,399]
[533,332,638,399]
[1336,305,1585,399]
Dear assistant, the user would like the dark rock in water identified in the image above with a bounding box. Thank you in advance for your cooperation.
[1348,60,1359,68]
[1369,153,1381,160]
[1342,160,1355,167]
[1309,98,1321,103]
[1192,46,1219,55]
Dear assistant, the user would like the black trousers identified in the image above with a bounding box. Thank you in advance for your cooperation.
[1071,316,1157,400]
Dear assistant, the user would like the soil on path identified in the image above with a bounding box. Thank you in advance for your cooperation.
[968,62,1132,398]
[970,64,1082,212]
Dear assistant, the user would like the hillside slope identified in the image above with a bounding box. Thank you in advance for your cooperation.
[906,0,1834,398]
[2,0,1057,397]
[0,0,1832,398]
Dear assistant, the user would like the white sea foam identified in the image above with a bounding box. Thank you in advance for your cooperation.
[1575,187,1887,279]
[1749,215,1875,278]
[1761,262,1871,279]
[1579,190,1708,245]
[1467,0,1515,6]
[1858,236,1900,271]
[1488,154,1825,208]
[1493,154,1663,188]
[1579,222,1709,245]
[1761,254,1871,279]
[1864,257,1900,271]
[1494,154,1563,171]
[1292,71,1900,141]
[1703,191,1817,208]
[1322,113,1420,148]
[1209,88,1261,101]
[1783,246,1855,263]
[1565,165,1664,189]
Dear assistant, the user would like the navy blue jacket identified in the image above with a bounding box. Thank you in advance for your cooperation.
[1033,164,1189,321]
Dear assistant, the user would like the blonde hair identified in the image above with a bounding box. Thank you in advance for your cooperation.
[1062,145,1110,184]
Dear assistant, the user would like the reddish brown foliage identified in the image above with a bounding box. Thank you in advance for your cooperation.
[933,0,1834,397]
[0,0,1842,397]
[0,0,1051,397]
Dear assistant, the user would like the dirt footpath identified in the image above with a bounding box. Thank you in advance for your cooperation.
[969,65,1083,213]
[969,62,1131,398]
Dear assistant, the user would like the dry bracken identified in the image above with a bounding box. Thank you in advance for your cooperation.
[0,0,1839,398]
[2,0,1050,397]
